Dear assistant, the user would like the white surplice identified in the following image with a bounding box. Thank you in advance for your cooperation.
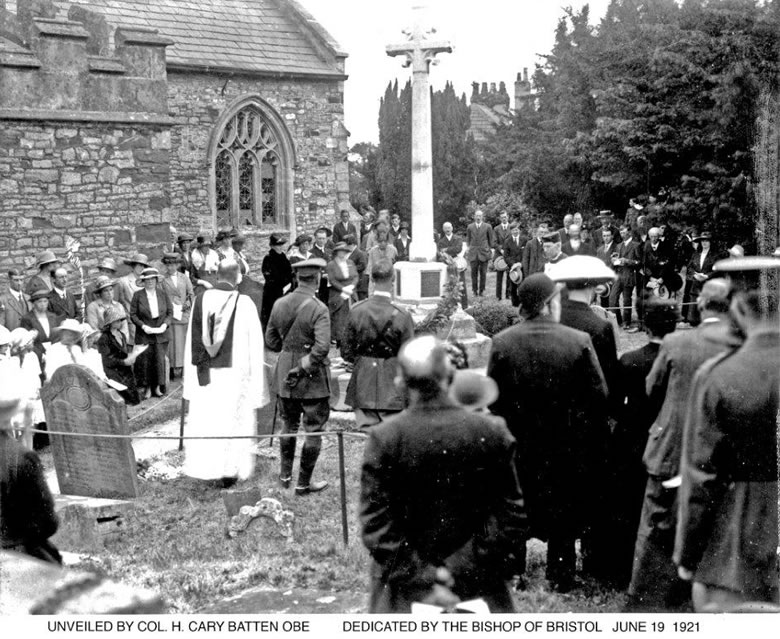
[182,289,269,480]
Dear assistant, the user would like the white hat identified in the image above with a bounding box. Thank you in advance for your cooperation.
[547,255,617,285]
[0,325,11,347]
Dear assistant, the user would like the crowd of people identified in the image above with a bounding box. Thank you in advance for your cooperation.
[0,203,777,617]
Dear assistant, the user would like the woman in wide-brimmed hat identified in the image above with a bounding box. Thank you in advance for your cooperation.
[287,234,312,291]
[260,233,293,333]
[85,274,124,334]
[20,287,59,380]
[45,318,88,379]
[684,230,727,326]
[325,242,358,346]
[97,306,140,406]
[129,268,172,399]
[160,252,193,379]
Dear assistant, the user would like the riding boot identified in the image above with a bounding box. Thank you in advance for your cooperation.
[279,437,296,485]
[296,438,322,489]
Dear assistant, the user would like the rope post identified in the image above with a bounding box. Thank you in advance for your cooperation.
[337,432,348,547]
[178,398,187,452]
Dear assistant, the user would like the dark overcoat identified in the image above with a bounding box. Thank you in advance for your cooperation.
[521,238,545,276]
[97,327,140,405]
[0,291,29,331]
[360,397,527,613]
[342,295,414,412]
[265,284,331,400]
[0,432,61,564]
[260,250,293,331]
[47,289,82,323]
[674,330,780,602]
[465,223,494,263]
[487,316,609,540]
[129,288,172,346]
[326,259,357,343]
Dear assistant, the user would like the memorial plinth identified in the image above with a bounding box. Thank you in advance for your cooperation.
[393,260,448,305]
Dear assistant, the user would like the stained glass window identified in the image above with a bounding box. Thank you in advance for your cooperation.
[212,105,286,227]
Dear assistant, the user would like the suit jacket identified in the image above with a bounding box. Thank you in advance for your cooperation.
[332,221,358,245]
[47,288,82,323]
[561,240,596,257]
[686,248,724,281]
[502,235,525,268]
[596,241,617,268]
[674,330,779,598]
[129,288,173,345]
[0,432,60,563]
[349,248,369,296]
[493,224,511,254]
[342,295,414,411]
[488,316,609,539]
[466,223,494,263]
[559,298,619,402]
[360,396,526,613]
[593,225,621,249]
[643,318,743,477]
[436,234,463,260]
[642,241,673,279]
[393,236,411,262]
[613,239,641,285]
[522,238,545,276]
[160,273,194,326]
[265,284,331,399]
[0,290,29,331]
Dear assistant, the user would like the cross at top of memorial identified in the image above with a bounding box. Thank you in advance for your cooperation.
[386,6,452,73]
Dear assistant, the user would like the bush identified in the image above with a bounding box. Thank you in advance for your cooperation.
[465,298,517,337]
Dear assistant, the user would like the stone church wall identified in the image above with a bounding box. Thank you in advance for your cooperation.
[166,72,349,266]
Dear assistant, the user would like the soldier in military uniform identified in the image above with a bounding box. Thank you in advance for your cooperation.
[342,259,415,428]
[265,258,331,495]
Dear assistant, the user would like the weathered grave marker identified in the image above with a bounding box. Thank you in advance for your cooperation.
[42,364,138,499]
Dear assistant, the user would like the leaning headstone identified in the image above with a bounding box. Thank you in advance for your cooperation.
[41,364,138,499]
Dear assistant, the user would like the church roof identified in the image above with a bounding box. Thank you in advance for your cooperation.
[60,0,347,79]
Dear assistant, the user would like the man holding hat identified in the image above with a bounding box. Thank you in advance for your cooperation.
[260,233,293,334]
[333,209,358,246]
[183,259,268,487]
[342,259,414,428]
[1,268,30,331]
[21,287,60,379]
[360,335,526,612]
[522,221,550,277]
[265,257,332,495]
[487,273,609,592]
[503,224,525,307]
[0,374,62,564]
[311,228,332,304]
[674,254,780,611]
[627,278,742,611]
[83,257,119,306]
[493,212,512,300]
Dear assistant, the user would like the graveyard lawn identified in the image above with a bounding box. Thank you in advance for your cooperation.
[64,431,626,613]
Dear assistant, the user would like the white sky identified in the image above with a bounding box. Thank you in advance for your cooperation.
[297,0,612,144]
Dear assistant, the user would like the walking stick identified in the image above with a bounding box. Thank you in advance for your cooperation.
[337,432,349,547]
[178,397,187,451]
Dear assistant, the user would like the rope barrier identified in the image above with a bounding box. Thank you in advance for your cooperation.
[27,427,368,441]
[127,386,182,422]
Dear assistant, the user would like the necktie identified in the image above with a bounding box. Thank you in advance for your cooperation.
[67,345,77,363]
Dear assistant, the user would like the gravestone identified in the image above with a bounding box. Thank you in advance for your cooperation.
[41,364,138,499]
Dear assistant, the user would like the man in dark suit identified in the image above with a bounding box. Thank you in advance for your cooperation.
[675,282,780,610]
[609,224,641,331]
[0,268,29,331]
[437,222,468,308]
[361,335,526,612]
[488,273,609,592]
[503,224,525,307]
[557,214,574,245]
[521,222,549,277]
[265,258,331,496]
[48,267,83,324]
[388,212,403,242]
[332,209,358,245]
[627,278,742,612]
[465,210,494,297]
[310,228,331,304]
[561,224,596,257]
[592,211,621,250]
[346,235,369,301]
[342,260,414,428]
[493,212,512,300]
[608,299,679,589]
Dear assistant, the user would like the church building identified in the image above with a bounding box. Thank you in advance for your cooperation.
[0,0,349,273]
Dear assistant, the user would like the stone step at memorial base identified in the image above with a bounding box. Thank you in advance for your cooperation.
[51,495,136,552]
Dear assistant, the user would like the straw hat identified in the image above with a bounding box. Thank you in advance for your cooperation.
[547,255,617,287]
[124,253,150,268]
[52,318,84,335]
[136,267,161,285]
[97,257,118,272]
[103,305,127,326]
[93,275,114,293]
[35,250,60,268]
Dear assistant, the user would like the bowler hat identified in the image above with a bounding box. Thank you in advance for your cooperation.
[518,273,561,317]
[103,305,127,326]
[29,287,50,302]
[448,370,499,411]
[97,257,118,272]
[93,275,114,292]
[269,233,288,247]
[124,253,150,268]
[35,251,59,268]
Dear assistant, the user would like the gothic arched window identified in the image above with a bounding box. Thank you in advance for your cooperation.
[210,100,293,229]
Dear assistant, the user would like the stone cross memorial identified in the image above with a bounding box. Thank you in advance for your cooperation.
[42,365,139,499]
